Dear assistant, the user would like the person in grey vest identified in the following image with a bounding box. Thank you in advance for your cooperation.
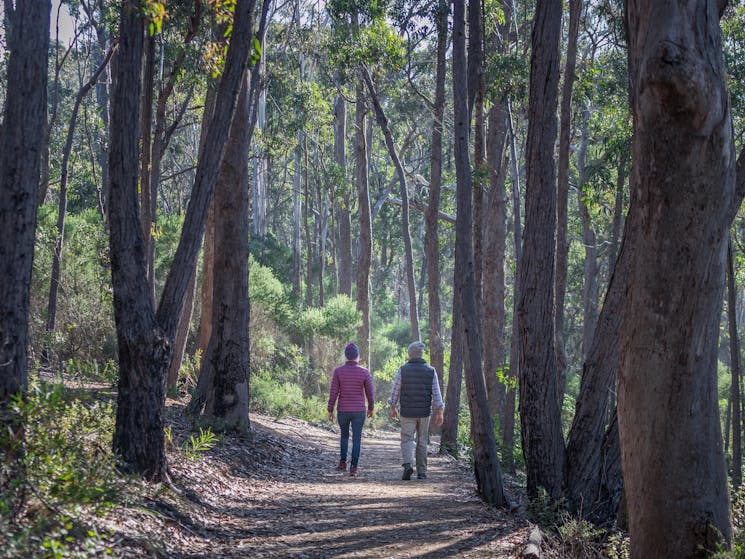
[387,341,445,480]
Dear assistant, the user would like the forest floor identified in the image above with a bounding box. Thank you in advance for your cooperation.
[98,399,536,558]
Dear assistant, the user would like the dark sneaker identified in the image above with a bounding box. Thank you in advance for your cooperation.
[349,466,359,477]
[337,460,347,471]
[417,473,427,480]
[402,465,414,480]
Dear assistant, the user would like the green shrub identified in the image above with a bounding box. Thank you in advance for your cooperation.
[250,374,325,423]
[0,374,123,559]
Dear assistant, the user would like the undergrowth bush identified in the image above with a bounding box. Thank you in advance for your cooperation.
[0,376,123,558]
[251,373,326,423]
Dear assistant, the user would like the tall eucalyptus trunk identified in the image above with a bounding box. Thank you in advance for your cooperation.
[518,0,565,500]
[619,1,738,554]
[355,80,372,363]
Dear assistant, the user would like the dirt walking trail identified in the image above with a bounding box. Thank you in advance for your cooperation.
[115,407,532,558]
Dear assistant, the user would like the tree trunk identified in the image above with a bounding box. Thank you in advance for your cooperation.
[469,0,486,392]
[608,153,626,280]
[292,138,303,301]
[576,108,599,364]
[425,0,448,433]
[518,0,565,501]
[440,289,463,457]
[253,45,268,238]
[111,0,255,478]
[554,0,581,405]
[619,1,737,554]
[483,101,509,421]
[45,46,115,362]
[0,2,49,493]
[360,66,420,341]
[728,237,742,490]
[108,1,169,479]
[355,80,372,364]
[565,232,629,524]
[201,77,251,432]
[140,33,156,303]
[453,0,506,507]
[335,95,353,297]
[167,268,196,390]
[196,85,218,355]
[501,101,522,474]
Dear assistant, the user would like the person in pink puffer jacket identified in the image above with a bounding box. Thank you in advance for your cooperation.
[327,343,374,477]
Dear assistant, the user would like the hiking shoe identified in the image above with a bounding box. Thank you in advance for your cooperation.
[402,465,414,480]
[417,473,427,480]
[336,460,347,471]
[349,466,359,477]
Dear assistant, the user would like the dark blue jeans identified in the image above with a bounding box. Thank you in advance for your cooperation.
[337,411,366,467]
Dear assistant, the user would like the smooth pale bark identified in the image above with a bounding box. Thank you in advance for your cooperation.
[335,95,353,297]
[728,238,742,489]
[0,0,50,398]
[518,0,565,500]
[426,0,448,428]
[554,0,581,404]
[252,39,269,238]
[292,139,303,301]
[360,66,420,341]
[45,46,115,351]
[483,101,509,421]
[111,0,254,478]
[620,1,736,554]
[453,0,506,507]
[200,77,251,432]
[355,81,372,364]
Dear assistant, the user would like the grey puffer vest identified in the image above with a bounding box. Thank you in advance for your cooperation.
[399,358,435,418]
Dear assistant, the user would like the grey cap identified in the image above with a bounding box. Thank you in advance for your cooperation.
[407,341,425,358]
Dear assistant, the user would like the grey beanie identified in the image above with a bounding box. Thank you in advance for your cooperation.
[407,341,425,359]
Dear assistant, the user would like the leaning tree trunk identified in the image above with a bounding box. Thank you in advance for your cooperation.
[518,0,565,501]
[453,0,506,507]
[728,237,742,490]
[619,1,738,555]
[565,227,629,525]
[360,66,420,341]
[355,80,372,364]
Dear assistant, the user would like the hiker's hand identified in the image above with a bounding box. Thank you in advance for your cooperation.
[435,410,444,426]
[390,407,398,420]
[328,411,334,423]
[367,409,373,418]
